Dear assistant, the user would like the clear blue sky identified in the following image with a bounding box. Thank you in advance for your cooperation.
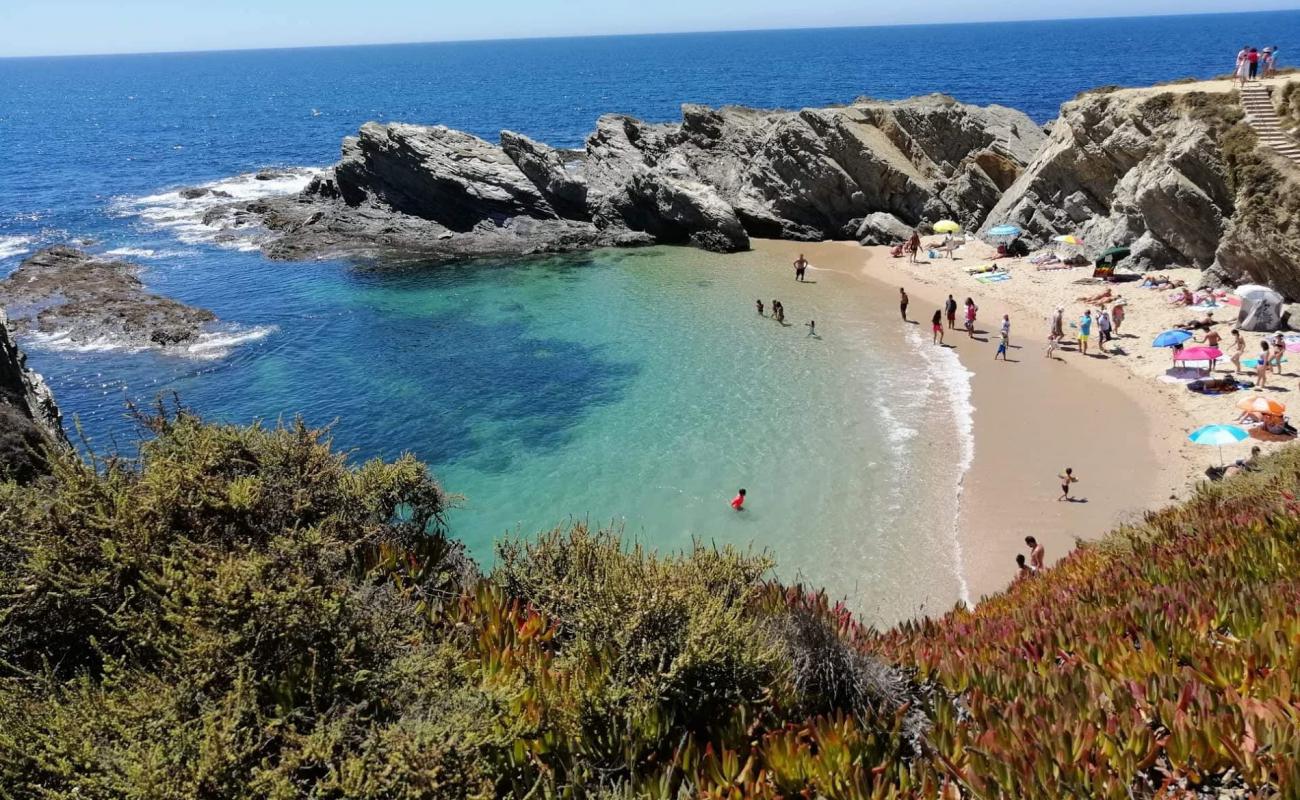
[1,0,1297,57]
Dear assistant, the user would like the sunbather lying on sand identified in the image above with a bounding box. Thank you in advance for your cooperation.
[1168,287,1195,306]
[1177,312,1217,331]
[1076,288,1113,304]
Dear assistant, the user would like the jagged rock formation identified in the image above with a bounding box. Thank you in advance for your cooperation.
[0,247,219,349]
[0,310,66,481]
[213,95,1045,261]
[984,81,1300,297]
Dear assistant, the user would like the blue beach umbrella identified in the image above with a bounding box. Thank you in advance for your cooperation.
[1153,329,1194,348]
[987,224,1021,238]
[1188,424,1250,465]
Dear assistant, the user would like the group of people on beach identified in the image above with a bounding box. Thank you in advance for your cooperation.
[1235,45,1280,84]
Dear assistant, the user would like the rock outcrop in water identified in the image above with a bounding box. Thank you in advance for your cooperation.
[984,80,1300,296]
[212,95,1046,261]
[0,247,219,350]
[0,310,66,481]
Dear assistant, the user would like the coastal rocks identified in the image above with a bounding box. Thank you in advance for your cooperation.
[983,89,1238,269]
[0,311,67,482]
[856,212,915,244]
[218,94,1045,262]
[0,247,218,351]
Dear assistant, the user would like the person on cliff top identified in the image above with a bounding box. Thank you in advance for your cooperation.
[794,254,809,282]
[899,288,909,321]
[1249,47,1261,81]
[1026,536,1045,571]
[946,294,958,329]
[1235,46,1250,86]
[1264,47,1279,78]
[730,488,746,511]
[932,309,944,345]
[1015,554,1035,580]
[1058,468,1078,502]
[1077,310,1092,355]
[756,299,764,316]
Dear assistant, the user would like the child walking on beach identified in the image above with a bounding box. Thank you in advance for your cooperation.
[995,329,1009,360]
[1058,468,1078,501]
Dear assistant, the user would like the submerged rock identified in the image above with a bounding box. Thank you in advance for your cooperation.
[0,310,67,482]
[0,247,218,351]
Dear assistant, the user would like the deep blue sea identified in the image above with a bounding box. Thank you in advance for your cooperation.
[1,12,1298,615]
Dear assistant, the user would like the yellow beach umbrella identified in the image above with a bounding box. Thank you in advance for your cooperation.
[1236,396,1286,416]
[1053,234,1084,246]
[933,220,961,234]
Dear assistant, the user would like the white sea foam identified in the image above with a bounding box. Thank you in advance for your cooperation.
[103,247,193,260]
[26,324,277,360]
[905,325,975,608]
[115,167,321,251]
[0,235,34,260]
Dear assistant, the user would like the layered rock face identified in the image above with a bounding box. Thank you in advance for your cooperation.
[0,311,66,482]
[227,95,1045,261]
[983,83,1300,296]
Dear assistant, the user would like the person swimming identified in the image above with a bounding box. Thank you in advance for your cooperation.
[730,488,746,511]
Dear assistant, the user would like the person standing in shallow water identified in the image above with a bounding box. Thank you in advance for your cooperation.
[793,254,809,282]
[899,288,909,321]
[730,488,746,511]
[756,299,764,316]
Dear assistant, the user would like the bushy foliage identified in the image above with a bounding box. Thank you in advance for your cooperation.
[2,411,1299,798]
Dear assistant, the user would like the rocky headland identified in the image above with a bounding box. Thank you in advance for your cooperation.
[193,77,1300,304]
[204,95,1048,261]
[0,247,221,350]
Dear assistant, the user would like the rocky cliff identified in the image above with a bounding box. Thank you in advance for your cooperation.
[214,95,1045,261]
[0,310,66,482]
[983,80,1300,296]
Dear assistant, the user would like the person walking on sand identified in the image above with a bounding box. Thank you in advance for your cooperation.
[1026,536,1045,571]
[1111,299,1126,335]
[1000,314,1011,346]
[1051,306,1065,340]
[1058,467,1078,501]
[907,231,922,264]
[932,309,944,344]
[756,299,765,316]
[806,320,816,337]
[995,328,1009,361]
[964,297,978,338]
[1046,329,1060,358]
[1230,328,1246,374]
[1256,341,1270,389]
[1078,310,1092,355]
[945,294,958,329]
[730,488,746,511]
[1197,328,1223,371]
[1272,332,1286,373]
[899,288,909,321]
[1097,309,1112,352]
[794,254,809,282]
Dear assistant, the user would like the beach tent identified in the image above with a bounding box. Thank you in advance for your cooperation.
[1237,285,1285,331]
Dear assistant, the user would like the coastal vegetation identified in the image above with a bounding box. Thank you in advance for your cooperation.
[1,409,1298,798]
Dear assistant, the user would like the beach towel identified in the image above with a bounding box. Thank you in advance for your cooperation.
[1242,357,1286,369]
[976,272,1012,284]
[1035,263,1077,271]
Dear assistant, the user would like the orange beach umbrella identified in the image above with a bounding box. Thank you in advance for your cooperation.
[1236,396,1287,416]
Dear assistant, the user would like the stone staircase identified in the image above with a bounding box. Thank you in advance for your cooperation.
[1241,82,1300,163]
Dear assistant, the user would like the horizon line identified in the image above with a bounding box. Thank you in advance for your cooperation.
[2,6,1298,61]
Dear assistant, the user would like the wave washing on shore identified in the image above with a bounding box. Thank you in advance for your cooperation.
[27,323,277,361]
[0,235,34,261]
[114,169,319,252]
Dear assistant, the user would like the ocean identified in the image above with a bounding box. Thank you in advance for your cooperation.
[2,11,1298,620]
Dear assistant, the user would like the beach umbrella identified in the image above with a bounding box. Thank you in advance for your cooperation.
[1188,424,1250,465]
[933,220,961,234]
[1052,234,1084,246]
[1176,346,1223,363]
[1235,283,1277,299]
[987,224,1021,238]
[1096,246,1131,266]
[1237,396,1286,416]
[1153,329,1194,348]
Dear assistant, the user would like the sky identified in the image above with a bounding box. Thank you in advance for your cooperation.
[1,0,1298,57]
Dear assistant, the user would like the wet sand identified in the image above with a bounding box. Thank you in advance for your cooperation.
[753,239,1179,602]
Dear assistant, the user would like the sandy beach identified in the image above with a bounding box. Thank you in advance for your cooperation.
[752,237,1271,602]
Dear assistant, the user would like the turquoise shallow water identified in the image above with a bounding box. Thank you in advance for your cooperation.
[30,244,972,621]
